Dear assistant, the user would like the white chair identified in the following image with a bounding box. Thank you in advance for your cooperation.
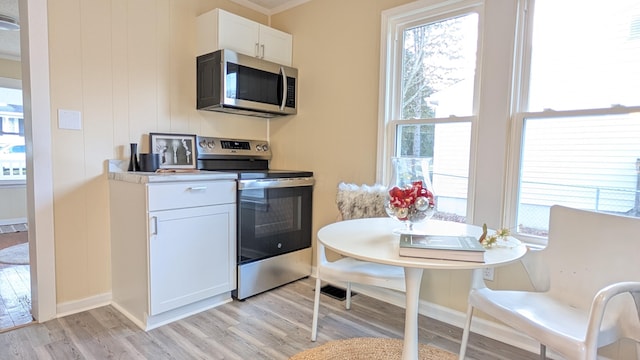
[311,183,406,341]
[459,205,640,359]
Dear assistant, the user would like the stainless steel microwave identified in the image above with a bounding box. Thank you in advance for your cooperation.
[197,49,298,118]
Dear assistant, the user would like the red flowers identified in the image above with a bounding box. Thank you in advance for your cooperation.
[385,158,437,225]
[388,181,435,208]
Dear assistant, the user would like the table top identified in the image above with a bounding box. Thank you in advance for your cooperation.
[317,217,528,270]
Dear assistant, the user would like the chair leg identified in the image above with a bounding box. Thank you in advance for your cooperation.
[346,282,352,310]
[458,303,474,360]
[540,344,546,359]
[311,277,322,341]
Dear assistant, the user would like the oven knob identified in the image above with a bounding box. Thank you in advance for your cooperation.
[261,144,269,152]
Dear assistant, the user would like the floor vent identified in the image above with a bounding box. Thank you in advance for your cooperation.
[320,284,357,301]
[0,224,28,234]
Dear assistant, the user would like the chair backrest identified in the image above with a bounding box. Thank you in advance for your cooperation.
[336,183,387,220]
[545,205,640,310]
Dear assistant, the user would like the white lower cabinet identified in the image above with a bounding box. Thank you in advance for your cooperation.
[110,178,236,330]
[149,204,235,315]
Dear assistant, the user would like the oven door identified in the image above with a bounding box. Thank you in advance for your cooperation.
[237,177,313,265]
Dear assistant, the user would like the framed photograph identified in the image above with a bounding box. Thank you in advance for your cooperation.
[149,133,197,169]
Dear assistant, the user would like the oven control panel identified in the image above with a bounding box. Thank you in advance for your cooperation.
[196,136,272,160]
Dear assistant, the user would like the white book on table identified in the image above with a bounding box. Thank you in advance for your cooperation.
[399,234,485,262]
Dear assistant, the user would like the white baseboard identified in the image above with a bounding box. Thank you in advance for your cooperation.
[56,292,112,318]
[141,294,233,331]
[110,301,147,330]
[0,217,27,226]
[57,291,233,332]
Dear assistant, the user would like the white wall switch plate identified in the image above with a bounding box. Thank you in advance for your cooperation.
[58,109,82,130]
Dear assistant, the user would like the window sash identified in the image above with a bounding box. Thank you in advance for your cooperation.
[390,117,473,222]
[507,0,640,243]
[378,0,483,177]
[379,1,482,225]
[509,108,640,240]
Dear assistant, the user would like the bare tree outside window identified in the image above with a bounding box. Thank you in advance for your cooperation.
[389,11,478,223]
[399,14,477,158]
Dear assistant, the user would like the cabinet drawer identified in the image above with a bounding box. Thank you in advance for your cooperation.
[148,181,236,211]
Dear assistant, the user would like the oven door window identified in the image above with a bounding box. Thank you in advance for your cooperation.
[238,185,312,264]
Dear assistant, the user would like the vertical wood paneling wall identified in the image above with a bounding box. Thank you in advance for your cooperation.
[46,0,269,304]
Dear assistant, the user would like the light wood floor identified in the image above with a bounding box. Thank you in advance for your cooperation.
[0,277,538,360]
[0,231,34,332]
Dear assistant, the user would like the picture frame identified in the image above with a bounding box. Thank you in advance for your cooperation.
[149,133,197,169]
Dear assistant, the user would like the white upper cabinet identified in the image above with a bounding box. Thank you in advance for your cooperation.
[256,25,293,66]
[197,8,293,66]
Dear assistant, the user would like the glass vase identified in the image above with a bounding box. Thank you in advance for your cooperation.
[384,157,436,234]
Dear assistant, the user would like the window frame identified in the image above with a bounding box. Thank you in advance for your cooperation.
[505,0,640,245]
[378,0,484,223]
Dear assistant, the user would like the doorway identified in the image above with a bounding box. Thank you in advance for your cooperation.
[4,0,58,327]
[0,19,32,330]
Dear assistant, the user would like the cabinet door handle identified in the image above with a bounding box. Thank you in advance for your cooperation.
[260,44,265,59]
[188,186,207,191]
[255,42,260,57]
[150,216,158,235]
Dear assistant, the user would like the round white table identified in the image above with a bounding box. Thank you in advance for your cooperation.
[317,217,528,360]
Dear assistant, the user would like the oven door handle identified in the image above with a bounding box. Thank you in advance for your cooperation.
[238,177,315,190]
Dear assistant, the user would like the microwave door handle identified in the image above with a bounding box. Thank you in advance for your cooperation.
[280,66,287,111]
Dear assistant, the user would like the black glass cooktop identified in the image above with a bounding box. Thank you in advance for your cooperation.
[197,157,312,179]
[234,169,313,179]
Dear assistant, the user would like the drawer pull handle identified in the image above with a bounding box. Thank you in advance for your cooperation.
[188,186,207,192]
[150,216,158,235]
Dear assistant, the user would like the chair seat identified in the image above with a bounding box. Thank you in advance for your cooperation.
[459,207,640,360]
[320,257,406,292]
[470,288,624,357]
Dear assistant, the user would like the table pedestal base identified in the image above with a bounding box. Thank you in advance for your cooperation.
[402,267,424,360]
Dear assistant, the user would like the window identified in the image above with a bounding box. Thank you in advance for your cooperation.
[510,0,640,238]
[0,86,25,182]
[380,1,482,223]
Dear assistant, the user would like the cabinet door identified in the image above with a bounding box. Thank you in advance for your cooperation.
[218,10,260,58]
[148,204,236,315]
[196,9,222,56]
[259,25,293,66]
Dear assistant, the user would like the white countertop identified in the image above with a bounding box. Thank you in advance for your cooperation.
[107,160,237,184]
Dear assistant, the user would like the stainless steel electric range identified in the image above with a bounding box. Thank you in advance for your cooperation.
[196,136,314,300]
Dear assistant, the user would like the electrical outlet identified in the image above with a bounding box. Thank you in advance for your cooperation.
[483,267,495,281]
